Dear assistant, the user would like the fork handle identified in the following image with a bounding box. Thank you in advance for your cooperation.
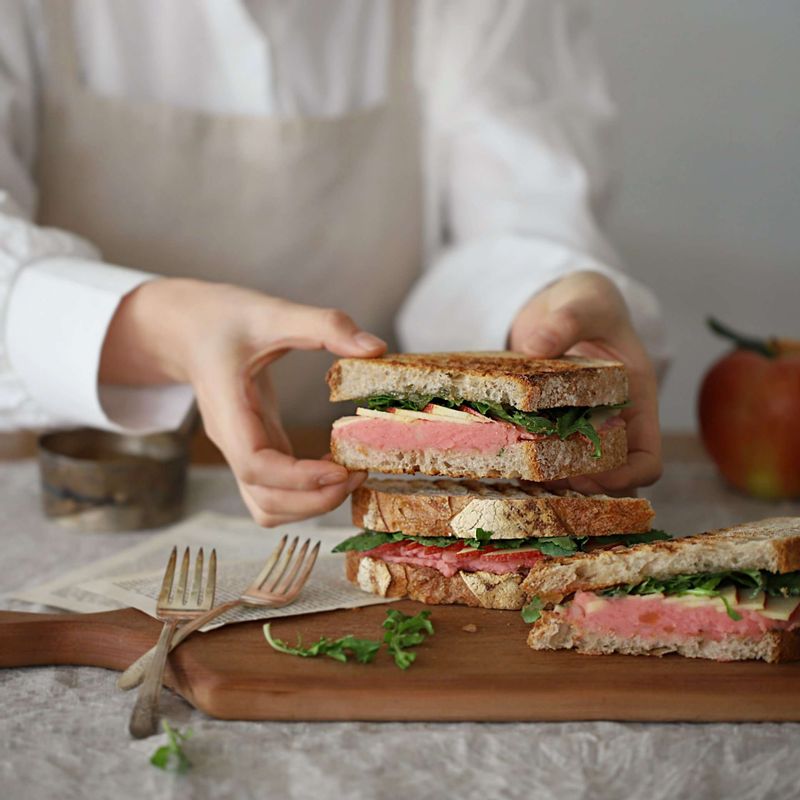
[128,618,178,739]
[117,599,240,691]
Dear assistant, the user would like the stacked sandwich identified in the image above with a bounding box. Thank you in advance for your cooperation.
[327,352,661,611]
[328,352,800,663]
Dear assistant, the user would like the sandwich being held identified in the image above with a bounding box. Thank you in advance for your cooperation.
[327,353,629,481]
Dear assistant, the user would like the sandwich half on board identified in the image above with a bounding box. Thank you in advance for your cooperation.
[327,352,628,481]
[333,478,660,610]
[523,517,800,662]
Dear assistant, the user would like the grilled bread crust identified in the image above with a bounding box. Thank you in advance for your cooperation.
[331,424,627,482]
[327,352,628,412]
[520,517,800,603]
[526,610,800,663]
[352,478,654,539]
[345,552,527,610]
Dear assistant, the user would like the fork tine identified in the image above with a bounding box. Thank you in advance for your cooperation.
[157,547,178,607]
[275,538,310,595]
[176,547,191,604]
[264,536,298,593]
[285,541,320,599]
[205,549,218,608]
[188,548,204,606]
[249,535,287,592]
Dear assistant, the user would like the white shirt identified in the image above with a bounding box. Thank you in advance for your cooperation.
[0,0,667,433]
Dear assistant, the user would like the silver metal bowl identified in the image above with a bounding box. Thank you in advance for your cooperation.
[37,428,189,532]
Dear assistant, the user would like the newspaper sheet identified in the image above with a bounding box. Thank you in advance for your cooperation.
[11,512,391,625]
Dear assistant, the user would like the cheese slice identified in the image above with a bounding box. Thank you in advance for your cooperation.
[355,407,410,422]
[427,405,490,423]
[760,595,800,621]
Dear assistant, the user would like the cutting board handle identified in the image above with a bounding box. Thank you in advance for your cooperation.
[0,609,158,671]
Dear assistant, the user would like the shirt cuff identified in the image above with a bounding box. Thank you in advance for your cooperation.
[5,257,195,433]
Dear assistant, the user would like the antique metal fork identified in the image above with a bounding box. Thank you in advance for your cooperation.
[128,546,216,738]
[118,535,320,691]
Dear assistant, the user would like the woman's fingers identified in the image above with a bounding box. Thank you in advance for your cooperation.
[237,448,354,490]
[510,272,629,357]
[510,272,662,493]
[565,344,662,491]
[241,472,366,525]
[198,362,366,526]
[258,302,387,358]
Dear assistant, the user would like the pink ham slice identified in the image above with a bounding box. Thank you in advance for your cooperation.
[366,541,546,578]
[333,414,623,455]
[564,591,800,641]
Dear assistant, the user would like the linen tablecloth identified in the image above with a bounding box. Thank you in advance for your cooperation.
[2,456,800,800]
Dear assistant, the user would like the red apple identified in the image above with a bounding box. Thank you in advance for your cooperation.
[698,319,800,500]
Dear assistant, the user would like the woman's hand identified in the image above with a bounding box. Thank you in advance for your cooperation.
[509,271,661,494]
[100,279,384,525]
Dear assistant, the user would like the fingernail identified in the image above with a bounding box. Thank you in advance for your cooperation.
[318,471,348,487]
[523,331,561,356]
[354,332,386,352]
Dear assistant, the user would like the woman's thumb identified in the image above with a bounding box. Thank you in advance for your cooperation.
[517,306,586,358]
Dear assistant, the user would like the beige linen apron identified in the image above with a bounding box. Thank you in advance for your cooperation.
[36,1,422,426]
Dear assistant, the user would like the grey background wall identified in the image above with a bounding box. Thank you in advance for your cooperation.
[586,0,800,431]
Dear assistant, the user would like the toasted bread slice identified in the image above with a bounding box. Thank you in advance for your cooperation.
[345,552,527,610]
[331,423,627,482]
[526,611,800,663]
[520,517,800,603]
[327,352,627,412]
[352,478,654,539]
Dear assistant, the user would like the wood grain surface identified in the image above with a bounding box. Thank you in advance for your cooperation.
[2,602,799,722]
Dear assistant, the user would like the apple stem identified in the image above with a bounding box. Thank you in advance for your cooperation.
[707,317,777,357]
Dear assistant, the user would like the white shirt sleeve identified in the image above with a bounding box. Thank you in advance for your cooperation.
[400,0,669,373]
[0,2,193,433]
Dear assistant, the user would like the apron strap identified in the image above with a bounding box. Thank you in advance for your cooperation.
[388,0,416,103]
[40,0,82,98]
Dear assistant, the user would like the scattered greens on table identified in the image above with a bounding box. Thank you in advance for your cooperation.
[521,597,544,624]
[263,625,381,664]
[150,721,193,774]
[263,609,434,670]
[358,394,629,459]
[382,608,435,669]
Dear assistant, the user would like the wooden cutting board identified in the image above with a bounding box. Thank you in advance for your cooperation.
[2,603,799,722]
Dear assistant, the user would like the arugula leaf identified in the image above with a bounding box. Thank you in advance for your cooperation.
[150,721,192,774]
[534,537,581,557]
[382,609,435,670]
[333,530,674,557]
[410,535,466,548]
[263,624,381,664]
[521,597,544,623]
[332,531,401,553]
[460,527,496,549]
[263,610,435,670]
[360,393,444,412]
[333,531,463,552]
[765,572,800,597]
[591,529,671,547]
[599,570,797,622]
